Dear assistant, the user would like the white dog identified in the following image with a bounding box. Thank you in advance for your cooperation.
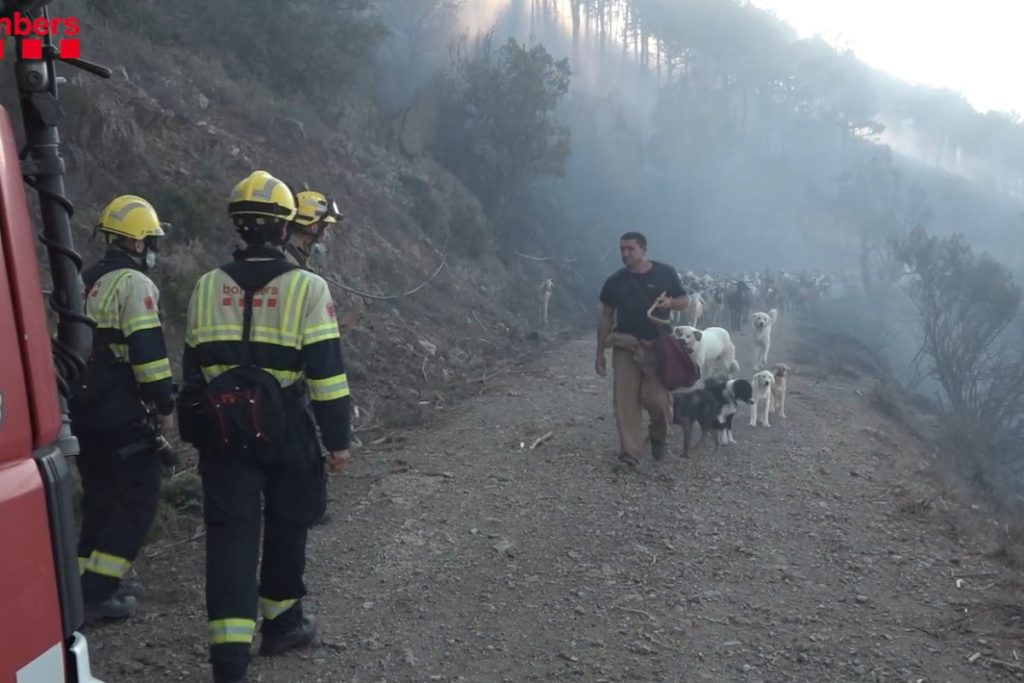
[540,278,554,326]
[672,325,740,378]
[770,363,794,419]
[750,370,775,426]
[751,308,779,371]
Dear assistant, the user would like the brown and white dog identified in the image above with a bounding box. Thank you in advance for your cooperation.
[769,363,795,419]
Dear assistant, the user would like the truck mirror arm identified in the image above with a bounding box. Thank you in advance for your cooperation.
[13,6,110,450]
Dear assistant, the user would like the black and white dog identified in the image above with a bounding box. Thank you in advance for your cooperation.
[672,377,754,457]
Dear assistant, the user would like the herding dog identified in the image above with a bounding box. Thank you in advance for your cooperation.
[671,325,740,378]
[672,377,754,457]
[750,370,775,427]
[770,363,794,419]
[751,308,779,371]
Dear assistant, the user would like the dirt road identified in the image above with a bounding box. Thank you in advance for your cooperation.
[88,315,1024,682]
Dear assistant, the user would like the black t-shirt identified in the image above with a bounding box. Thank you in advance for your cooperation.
[599,261,686,341]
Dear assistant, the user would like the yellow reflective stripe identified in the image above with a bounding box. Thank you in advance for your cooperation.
[190,324,242,344]
[202,272,216,329]
[84,550,131,578]
[78,557,87,575]
[282,274,309,339]
[133,357,172,383]
[258,597,298,620]
[90,312,120,327]
[209,618,256,645]
[302,321,340,345]
[185,285,199,347]
[99,270,132,311]
[308,374,350,401]
[200,364,302,386]
[122,312,161,336]
[190,324,300,348]
[200,364,231,382]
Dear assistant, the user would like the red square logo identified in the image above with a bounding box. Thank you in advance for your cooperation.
[59,39,79,59]
[143,296,155,310]
[22,39,42,60]
[221,297,232,306]
[267,298,277,308]
[326,302,336,319]
[253,298,263,307]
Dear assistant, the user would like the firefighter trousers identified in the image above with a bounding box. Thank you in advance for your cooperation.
[201,435,326,678]
[76,431,161,602]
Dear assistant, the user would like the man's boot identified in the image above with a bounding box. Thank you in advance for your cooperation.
[651,441,667,461]
[259,614,318,656]
[311,511,331,527]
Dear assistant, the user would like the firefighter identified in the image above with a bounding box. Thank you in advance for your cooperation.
[284,188,343,272]
[70,195,174,622]
[180,170,354,683]
[285,188,345,528]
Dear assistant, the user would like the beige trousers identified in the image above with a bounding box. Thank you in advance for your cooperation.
[607,332,672,459]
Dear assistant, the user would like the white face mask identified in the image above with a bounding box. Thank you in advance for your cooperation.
[311,242,327,256]
[144,250,157,270]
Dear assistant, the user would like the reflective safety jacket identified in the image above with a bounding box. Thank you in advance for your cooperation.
[182,246,352,450]
[82,248,174,415]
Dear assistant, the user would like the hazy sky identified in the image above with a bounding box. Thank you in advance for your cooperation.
[751,0,1022,115]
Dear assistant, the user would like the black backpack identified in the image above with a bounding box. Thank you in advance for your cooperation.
[201,259,300,462]
[68,339,146,430]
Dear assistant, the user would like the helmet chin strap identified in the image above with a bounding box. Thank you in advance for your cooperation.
[109,235,158,270]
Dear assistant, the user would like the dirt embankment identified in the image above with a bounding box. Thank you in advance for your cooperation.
[85,312,1024,682]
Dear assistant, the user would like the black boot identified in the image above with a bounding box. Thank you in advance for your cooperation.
[258,614,318,656]
[310,511,331,527]
[212,666,249,683]
[84,594,136,623]
[116,579,144,599]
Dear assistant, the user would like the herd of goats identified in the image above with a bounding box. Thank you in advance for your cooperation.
[668,270,835,329]
[536,270,834,329]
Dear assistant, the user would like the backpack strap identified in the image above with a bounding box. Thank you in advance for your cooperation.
[219,259,300,368]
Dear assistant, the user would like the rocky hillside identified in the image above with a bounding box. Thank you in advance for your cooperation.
[4,2,597,430]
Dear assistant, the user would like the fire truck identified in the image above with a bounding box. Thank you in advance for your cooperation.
[0,1,110,681]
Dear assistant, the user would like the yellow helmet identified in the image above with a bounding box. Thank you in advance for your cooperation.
[96,195,164,240]
[292,190,342,228]
[228,170,297,221]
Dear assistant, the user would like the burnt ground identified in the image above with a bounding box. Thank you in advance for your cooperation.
[86,313,1024,682]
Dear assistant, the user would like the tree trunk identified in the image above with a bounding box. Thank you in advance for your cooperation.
[571,0,581,52]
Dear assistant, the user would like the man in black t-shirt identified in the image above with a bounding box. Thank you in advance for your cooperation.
[597,232,688,468]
